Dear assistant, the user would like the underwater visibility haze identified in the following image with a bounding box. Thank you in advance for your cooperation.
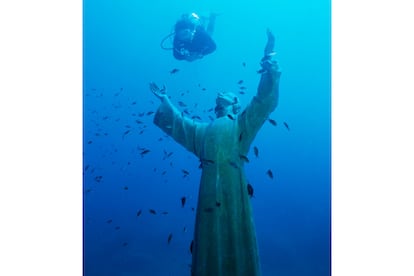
[83,0,331,275]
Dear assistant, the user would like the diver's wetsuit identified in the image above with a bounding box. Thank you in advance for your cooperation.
[173,19,216,61]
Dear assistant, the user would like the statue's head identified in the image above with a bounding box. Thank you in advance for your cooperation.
[214,92,241,118]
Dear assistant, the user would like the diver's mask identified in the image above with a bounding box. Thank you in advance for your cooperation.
[177,12,200,42]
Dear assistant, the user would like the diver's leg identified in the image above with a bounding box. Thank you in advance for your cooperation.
[206,13,217,36]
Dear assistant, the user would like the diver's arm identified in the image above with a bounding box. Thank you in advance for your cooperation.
[206,13,217,36]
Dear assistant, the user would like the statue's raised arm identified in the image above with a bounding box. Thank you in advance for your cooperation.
[238,29,282,152]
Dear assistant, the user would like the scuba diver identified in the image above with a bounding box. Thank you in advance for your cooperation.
[161,13,217,62]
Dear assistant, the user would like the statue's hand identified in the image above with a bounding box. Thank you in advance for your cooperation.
[259,29,281,78]
[264,28,275,56]
[149,82,167,101]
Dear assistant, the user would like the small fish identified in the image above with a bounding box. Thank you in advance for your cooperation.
[115,226,121,230]
[149,209,157,215]
[257,68,266,74]
[183,227,187,233]
[167,233,173,244]
[215,201,221,207]
[94,176,103,182]
[239,91,246,95]
[122,242,128,247]
[170,68,179,74]
[207,108,214,112]
[122,130,131,138]
[247,183,254,198]
[135,119,143,124]
[87,140,93,144]
[238,80,244,85]
[242,62,246,67]
[84,165,90,171]
[136,210,142,217]
[181,196,186,207]
[182,169,190,177]
[123,186,128,190]
[146,111,154,116]
[192,115,202,120]
[239,132,243,142]
[106,219,113,224]
[199,159,214,168]
[140,149,150,156]
[161,211,169,215]
[178,101,187,107]
[227,114,235,120]
[131,101,136,105]
[266,169,274,179]
[253,146,259,158]
[268,118,277,126]
[202,88,206,91]
[239,86,246,90]
[190,240,194,254]
[228,160,239,169]
[164,151,174,160]
[239,155,250,163]
[283,122,290,131]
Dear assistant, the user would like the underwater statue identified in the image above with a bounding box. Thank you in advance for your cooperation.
[150,29,281,276]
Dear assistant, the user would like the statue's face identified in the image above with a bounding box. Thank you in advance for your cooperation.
[215,92,240,118]
[214,103,233,118]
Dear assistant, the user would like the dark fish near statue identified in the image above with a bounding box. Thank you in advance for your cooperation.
[247,183,254,198]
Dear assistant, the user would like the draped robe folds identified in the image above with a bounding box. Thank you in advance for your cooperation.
[153,68,280,275]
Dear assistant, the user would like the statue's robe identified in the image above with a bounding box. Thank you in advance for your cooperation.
[154,68,280,275]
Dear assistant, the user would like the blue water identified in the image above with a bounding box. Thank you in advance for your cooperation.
[83,0,331,275]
